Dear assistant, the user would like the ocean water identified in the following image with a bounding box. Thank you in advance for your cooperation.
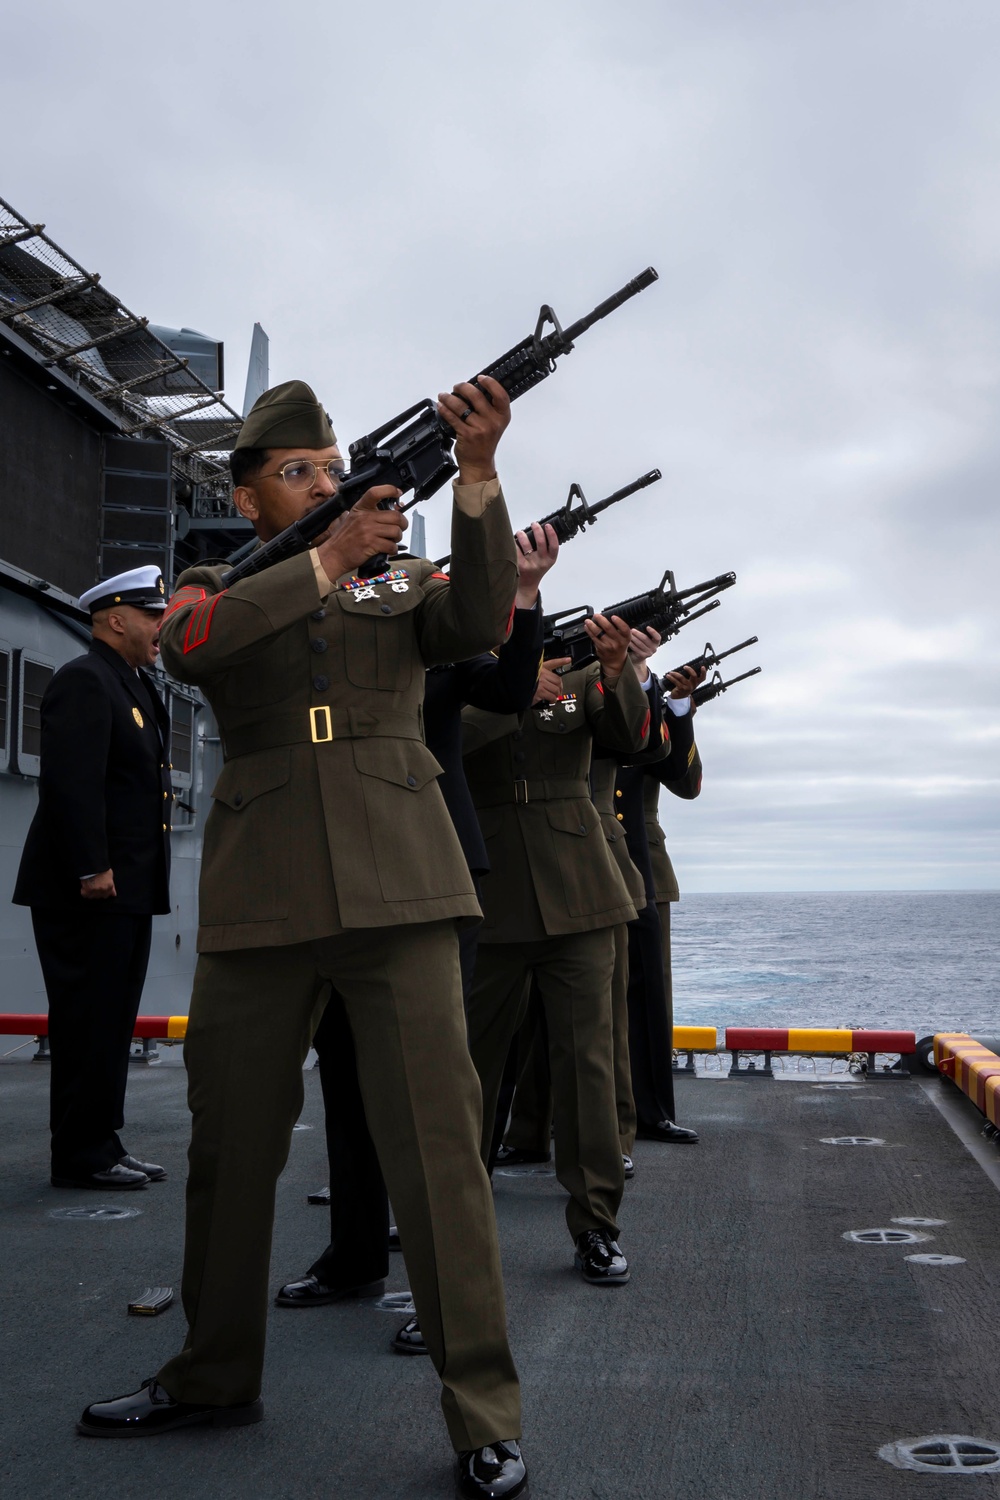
[670,891,1000,1040]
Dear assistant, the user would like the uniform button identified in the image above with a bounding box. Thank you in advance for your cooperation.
[311,638,327,653]
[616,812,624,822]
[406,775,417,787]
[163,791,168,800]
[310,608,327,621]
[512,730,524,742]
[578,823,587,834]
[380,604,392,614]
[513,751,526,764]
[615,789,623,799]
[313,675,329,691]
[233,793,243,808]
[557,724,567,733]
[162,823,168,831]
[609,833,617,842]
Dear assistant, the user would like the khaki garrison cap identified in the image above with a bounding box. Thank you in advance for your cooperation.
[234,380,336,451]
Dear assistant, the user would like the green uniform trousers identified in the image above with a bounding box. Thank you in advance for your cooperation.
[504,925,636,1156]
[468,928,624,1243]
[156,920,521,1452]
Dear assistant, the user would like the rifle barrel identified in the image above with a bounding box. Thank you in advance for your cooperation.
[561,268,659,344]
[588,468,661,517]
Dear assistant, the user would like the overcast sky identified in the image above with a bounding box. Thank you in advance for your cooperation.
[4,0,999,891]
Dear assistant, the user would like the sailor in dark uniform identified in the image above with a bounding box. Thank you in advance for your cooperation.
[13,565,172,1189]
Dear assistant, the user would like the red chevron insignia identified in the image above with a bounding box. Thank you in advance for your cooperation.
[183,591,227,653]
[163,585,206,623]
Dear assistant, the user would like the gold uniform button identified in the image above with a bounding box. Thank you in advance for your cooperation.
[615,789,623,798]
[616,813,624,822]
[162,823,168,831]
[163,792,168,800]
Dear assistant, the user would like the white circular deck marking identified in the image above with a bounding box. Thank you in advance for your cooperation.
[49,1204,142,1221]
[892,1216,947,1227]
[820,1135,886,1146]
[843,1228,930,1245]
[878,1435,1000,1473]
[905,1253,966,1266]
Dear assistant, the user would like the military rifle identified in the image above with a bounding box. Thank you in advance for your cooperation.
[222,268,659,587]
[543,568,737,674]
[691,665,762,705]
[433,467,662,568]
[664,635,758,683]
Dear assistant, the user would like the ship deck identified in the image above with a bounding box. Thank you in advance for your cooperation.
[2,1057,1000,1499]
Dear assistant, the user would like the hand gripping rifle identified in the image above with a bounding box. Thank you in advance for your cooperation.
[221,268,659,587]
[543,569,737,673]
[691,665,762,706]
[434,467,662,568]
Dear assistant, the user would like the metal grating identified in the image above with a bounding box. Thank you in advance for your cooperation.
[0,196,242,508]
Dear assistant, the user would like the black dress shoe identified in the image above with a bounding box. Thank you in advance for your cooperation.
[574,1230,630,1286]
[622,1153,635,1179]
[494,1144,551,1165]
[120,1153,166,1181]
[634,1118,699,1144]
[388,1223,402,1251]
[307,1185,331,1205]
[274,1273,384,1307]
[51,1163,148,1190]
[456,1440,527,1498]
[77,1377,263,1437]
[391,1315,428,1356]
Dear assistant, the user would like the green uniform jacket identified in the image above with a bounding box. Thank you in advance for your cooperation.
[158,481,518,950]
[640,707,703,903]
[463,664,653,942]
[591,756,645,910]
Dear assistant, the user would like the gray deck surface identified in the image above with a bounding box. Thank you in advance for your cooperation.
[2,1059,1000,1500]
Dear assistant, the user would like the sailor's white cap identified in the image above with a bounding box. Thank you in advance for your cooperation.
[80,565,167,614]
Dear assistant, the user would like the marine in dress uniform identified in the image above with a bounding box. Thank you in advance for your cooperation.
[77,379,529,1500]
[13,566,171,1189]
[498,738,649,1170]
[463,639,654,1285]
[277,536,551,1356]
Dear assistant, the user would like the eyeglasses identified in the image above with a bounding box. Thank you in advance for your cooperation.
[257,458,347,491]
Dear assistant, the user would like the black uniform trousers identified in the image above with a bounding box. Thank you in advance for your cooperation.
[31,908,152,1176]
[626,901,676,1127]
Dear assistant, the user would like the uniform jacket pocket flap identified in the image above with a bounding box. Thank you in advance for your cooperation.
[545,800,598,837]
[212,750,291,810]
[333,576,422,616]
[533,703,585,734]
[352,738,443,791]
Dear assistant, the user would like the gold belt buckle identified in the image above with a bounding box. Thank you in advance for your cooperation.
[514,779,529,805]
[310,706,333,744]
